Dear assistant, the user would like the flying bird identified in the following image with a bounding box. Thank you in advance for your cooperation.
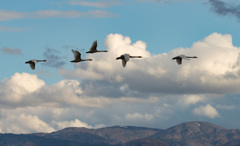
[71,49,92,62]
[172,55,197,65]
[25,59,47,70]
[86,40,108,53]
[116,53,142,67]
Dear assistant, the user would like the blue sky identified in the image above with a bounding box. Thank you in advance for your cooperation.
[1,0,240,133]
[2,0,240,83]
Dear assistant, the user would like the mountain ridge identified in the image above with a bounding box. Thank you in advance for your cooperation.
[1,121,240,146]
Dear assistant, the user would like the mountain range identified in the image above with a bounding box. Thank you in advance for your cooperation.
[1,121,240,146]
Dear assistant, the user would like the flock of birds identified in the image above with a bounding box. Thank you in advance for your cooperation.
[25,40,198,70]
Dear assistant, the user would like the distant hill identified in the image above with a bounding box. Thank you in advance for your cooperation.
[151,121,240,146]
[1,121,240,146]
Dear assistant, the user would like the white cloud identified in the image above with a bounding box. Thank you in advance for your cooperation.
[59,33,151,82]
[0,70,230,133]
[0,106,106,133]
[193,104,220,118]
[0,73,110,108]
[0,72,45,104]
[35,79,111,108]
[178,95,206,106]
[60,33,240,95]
[52,119,105,129]
[69,0,122,8]
[125,113,154,121]
[52,119,93,129]
[6,73,45,93]
[0,113,55,133]
[1,33,240,133]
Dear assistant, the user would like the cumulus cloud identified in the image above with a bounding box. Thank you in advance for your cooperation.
[0,113,55,133]
[0,71,235,133]
[36,80,113,108]
[69,0,122,8]
[209,0,240,20]
[0,72,111,108]
[125,113,154,121]
[193,104,220,118]
[0,72,173,133]
[60,33,240,95]
[52,119,93,129]
[60,33,150,82]
[178,95,206,106]
[0,73,108,133]
[0,106,106,133]
[0,72,45,105]
[1,32,240,133]
[0,47,22,55]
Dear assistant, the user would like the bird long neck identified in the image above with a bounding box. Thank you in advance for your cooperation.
[37,60,47,62]
[82,59,92,61]
[186,56,197,58]
[98,50,108,52]
[130,56,142,58]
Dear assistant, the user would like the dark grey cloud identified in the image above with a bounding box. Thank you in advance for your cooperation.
[209,0,240,19]
[43,47,66,69]
[0,47,22,55]
[79,80,147,98]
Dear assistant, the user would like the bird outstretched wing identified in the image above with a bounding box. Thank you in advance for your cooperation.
[122,59,127,67]
[176,58,182,65]
[90,40,97,51]
[30,62,35,70]
[72,49,81,60]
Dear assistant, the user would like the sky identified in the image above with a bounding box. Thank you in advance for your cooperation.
[1,0,240,134]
